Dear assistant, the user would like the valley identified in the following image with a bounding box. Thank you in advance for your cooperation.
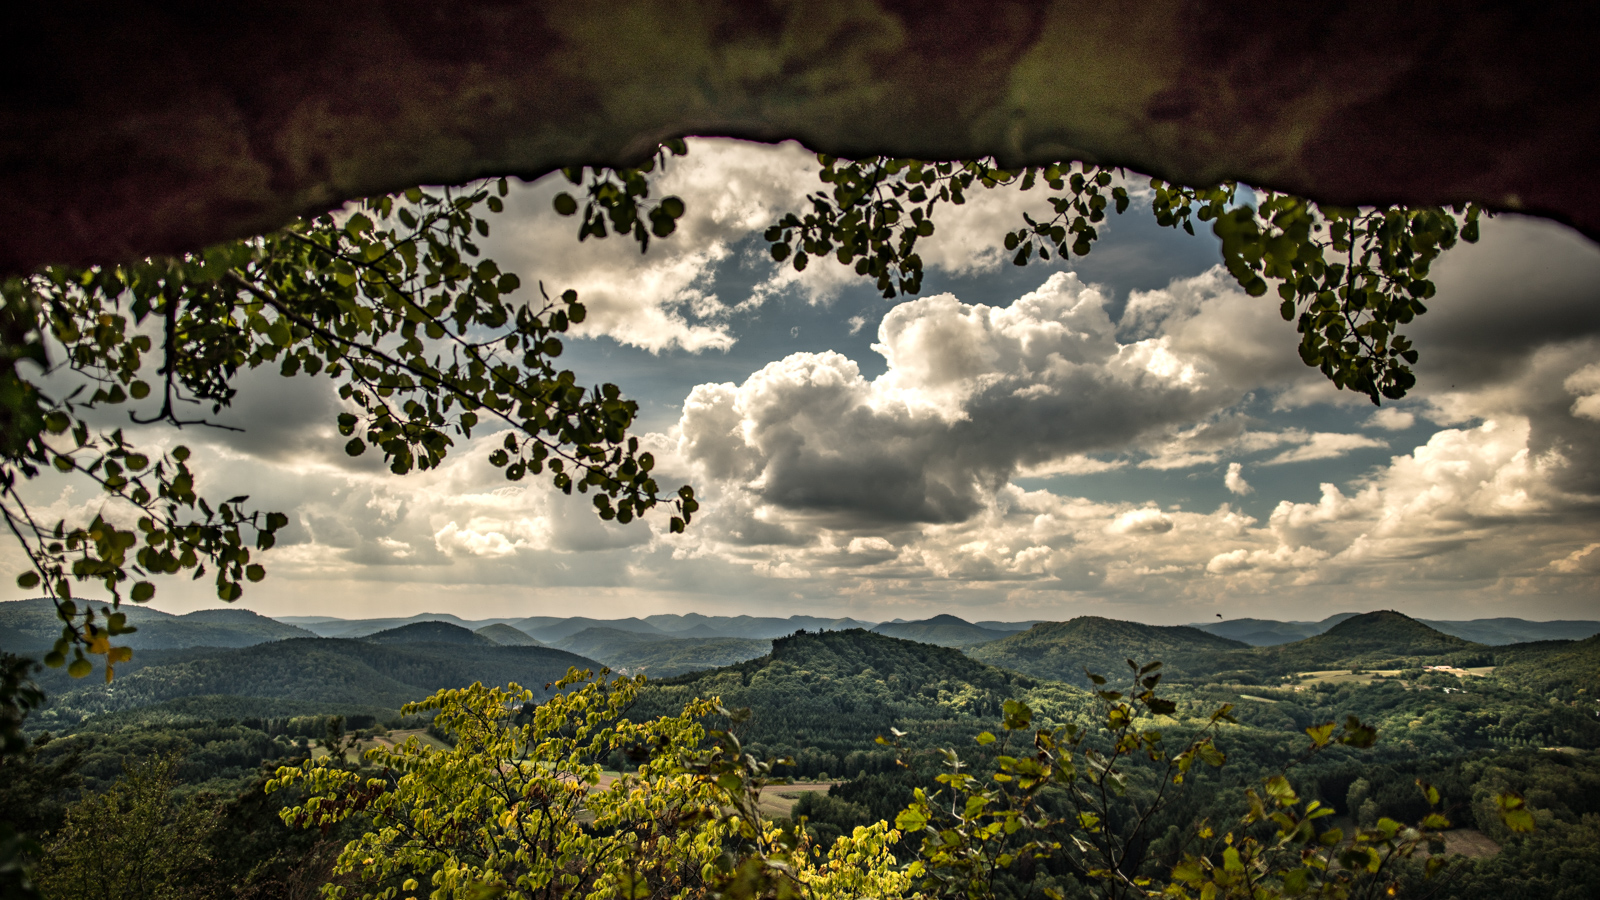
[3,599,1598,898]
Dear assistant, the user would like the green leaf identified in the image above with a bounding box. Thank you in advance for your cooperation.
[15,571,39,590]
[1264,775,1298,806]
[130,581,155,603]
[1002,699,1032,731]
[895,806,929,832]
[975,731,997,745]
[1305,722,1336,747]
[1496,792,1536,833]
[553,193,579,216]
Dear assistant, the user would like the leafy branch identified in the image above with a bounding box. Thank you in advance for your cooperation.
[1,177,694,684]
[762,155,1481,404]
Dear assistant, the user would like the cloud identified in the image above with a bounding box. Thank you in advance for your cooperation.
[1224,462,1253,495]
[652,259,1600,619]
[1548,543,1600,575]
[1260,432,1387,466]
[1566,363,1600,421]
[674,271,1266,527]
[486,139,824,353]
[24,159,1598,625]
[1109,507,1175,535]
[1366,408,1416,431]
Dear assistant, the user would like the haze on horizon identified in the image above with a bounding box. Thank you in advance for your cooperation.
[9,140,1600,627]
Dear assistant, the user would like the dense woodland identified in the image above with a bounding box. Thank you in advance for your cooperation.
[2,603,1598,899]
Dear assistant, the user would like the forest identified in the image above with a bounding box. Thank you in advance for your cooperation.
[1,605,1597,899]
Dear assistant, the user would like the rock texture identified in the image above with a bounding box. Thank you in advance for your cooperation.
[5,1,1597,272]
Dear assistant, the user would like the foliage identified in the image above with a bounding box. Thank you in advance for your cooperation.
[32,754,220,900]
[762,156,1481,404]
[271,670,732,899]
[2,176,693,682]
[0,653,43,754]
[270,669,912,900]
[885,661,1484,900]
[1488,635,1600,700]
[3,629,1594,899]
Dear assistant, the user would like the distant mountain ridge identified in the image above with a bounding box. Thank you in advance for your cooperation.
[364,621,495,646]
[872,615,1016,648]
[551,627,771,676]
[28,637,601,732]
[0,598,315,650]
[1197,613,1600,646]
[475,623,543,646]
[274,611,883,641]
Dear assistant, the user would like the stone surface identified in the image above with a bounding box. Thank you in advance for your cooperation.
[4,1,1596,272]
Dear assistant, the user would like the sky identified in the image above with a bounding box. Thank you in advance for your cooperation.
[10,138,1600,626]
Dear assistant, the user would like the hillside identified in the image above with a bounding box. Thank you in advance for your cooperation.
[968,616,1248,685]
[552,626,654,659]
[1256,611,1486,671]
[0,598,315,650]
[635,630,1047,766]
[522,617,666,643]
[476,623,543,646]
[973,620,1040,634]
[1490,634,1600,697]
[1196,614,1357,646]
[551,628,772,676]
[601,637,771,676]
[365,621,494,646]
[284,612,500,639]
[871,614,1014,648]
[1427,618,1600,645]
[1195,613,1600,647]
[639,613,878,639]
[29,638,600,731]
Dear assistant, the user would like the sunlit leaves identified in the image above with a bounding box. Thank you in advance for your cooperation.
[270,670,908,900]
[1496,791,1537,832]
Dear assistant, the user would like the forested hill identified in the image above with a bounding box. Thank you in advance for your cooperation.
[30,638,600,732]
[871,614,1015,648]
[550,627,772,677]
[0,598,314,649]
[364,621,495,646]
[634,629,1049,769]
[1490,634,1600,698]
[552,626,653,659]
[475,623,544,646]
[1252,610,1487,671]
[968,616,1247,685]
